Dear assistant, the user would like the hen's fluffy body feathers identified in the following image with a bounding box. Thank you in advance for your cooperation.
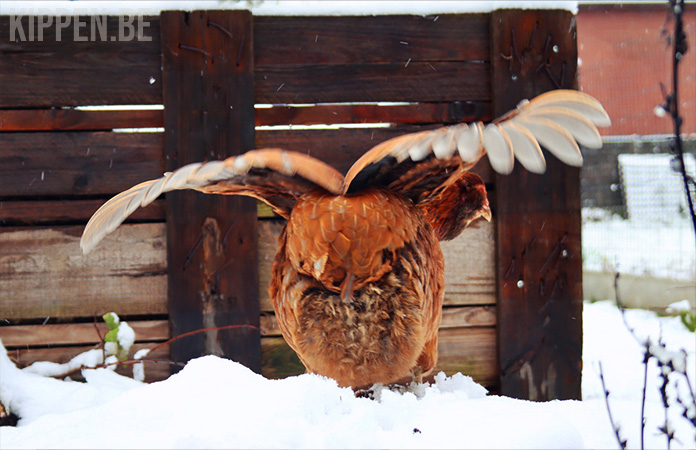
[79,90,609,388]
[273,187,444,387]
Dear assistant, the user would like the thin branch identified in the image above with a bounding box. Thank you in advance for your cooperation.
[146,323,259,355]
[640,349,650,450]
[599,361,628,450]
[666,0,696,240]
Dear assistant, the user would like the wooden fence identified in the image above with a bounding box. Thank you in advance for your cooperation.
[0,9,582,400]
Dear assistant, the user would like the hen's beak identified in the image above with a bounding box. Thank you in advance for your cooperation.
[480,196,492,222]
[481,204,492,222]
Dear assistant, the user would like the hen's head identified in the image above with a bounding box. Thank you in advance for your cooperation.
[421,172,491,241]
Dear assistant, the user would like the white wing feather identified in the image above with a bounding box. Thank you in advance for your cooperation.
[345,89,610,186]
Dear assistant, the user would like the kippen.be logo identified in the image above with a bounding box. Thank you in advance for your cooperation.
[9,15,152,42]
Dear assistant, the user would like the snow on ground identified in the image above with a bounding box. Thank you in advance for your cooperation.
[1,301,694,449]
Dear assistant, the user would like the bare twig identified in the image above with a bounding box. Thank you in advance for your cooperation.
[146,323,259,355]
[599,361,628,450]
[664,0,696,241]
[640,349,650,450]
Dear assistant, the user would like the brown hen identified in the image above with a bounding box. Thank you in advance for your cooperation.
[80,90,609,388]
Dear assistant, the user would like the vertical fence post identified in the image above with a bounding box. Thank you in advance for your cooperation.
[491,9,583,400]
[160,10,261,373]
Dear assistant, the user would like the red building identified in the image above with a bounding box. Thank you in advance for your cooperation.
[577,3,695,136]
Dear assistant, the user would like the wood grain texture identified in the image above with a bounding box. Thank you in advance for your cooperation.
[253,14,489,65]
[0,199,165,226]
[255,102,492,127]
[0,51,162,108]
[0,320,169,347]
[161,10,261,373]
[0,102,491,131]
[255,62,490,104]
[0,131,164,198]
[491,9,583,401]
[0,224,167,320]
[0,14,490,107]
[0,109,164,131]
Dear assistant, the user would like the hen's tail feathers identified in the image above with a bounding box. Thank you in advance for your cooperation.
[343,89,610,192]
[80,149,343,254]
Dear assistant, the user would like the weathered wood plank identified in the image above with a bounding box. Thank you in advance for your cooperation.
[255,61,490,104]
[440,220,496,306]
[0,14,488,62]
[254,14,489,65]
[0,51,162,108]
[0,109,164,131]
[0,320,169,347]
[161,10,261,373]
[0,199,165,226]
[0,102,491,131]
[7,343,172,383]
[261,327,497,387]
[491,9,582,401]
[257,219,496,311]
[255,101,492,127]
[0,131,164,198]
[432,327,497,387]
[0,14,491,107]
[440,305,496,328]
[0,223,167,320]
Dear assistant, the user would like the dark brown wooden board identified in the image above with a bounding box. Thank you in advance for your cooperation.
[253,14,489,65]
[0,102,489,131]
[256,101,492,126]
[0,131,164,197]
[0,51,163,108]
[0,199,165,226]
[0,109,164,131]
[491,10,582,401]
[0,14,490,107]
[160,10,261,374]
[0,127,492,196]
[254,61,490,104]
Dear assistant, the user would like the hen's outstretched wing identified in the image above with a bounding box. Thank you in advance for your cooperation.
[80,149,343,254]
[343,89,610,199]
